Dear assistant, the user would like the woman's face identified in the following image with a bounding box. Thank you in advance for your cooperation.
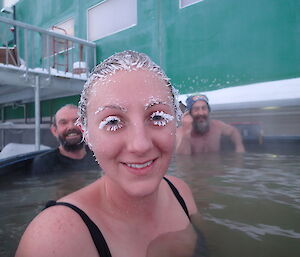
[86,69,176,197]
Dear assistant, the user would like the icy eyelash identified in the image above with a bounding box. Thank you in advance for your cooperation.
[99,116,122,131]
[151,111,174,126]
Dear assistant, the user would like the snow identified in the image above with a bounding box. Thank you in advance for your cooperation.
[0,62,87,80]
[73,61,87,69]
[0,143,51,160]
[178,77,300,108]
[1,60,299,109]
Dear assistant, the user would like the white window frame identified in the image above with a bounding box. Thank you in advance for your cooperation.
[52,17,75,37]
[179,0,204,9]
[45,17,75,57]
[3,0,19,8]
[87,0,137,41]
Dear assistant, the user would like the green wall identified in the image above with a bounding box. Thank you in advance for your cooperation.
[14,0,300,94]
[162,0,300,93]
[2,0,299,119]
[2,95,80,120]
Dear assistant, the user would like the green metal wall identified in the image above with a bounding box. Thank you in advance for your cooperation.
[162,0,300,93]
[2,95,80,120]
[15,0,300,92]
[2,0,300,119]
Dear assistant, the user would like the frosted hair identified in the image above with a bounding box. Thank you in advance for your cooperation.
[78,50,181,130]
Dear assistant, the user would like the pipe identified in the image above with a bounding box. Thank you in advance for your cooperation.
[34,75,40,151]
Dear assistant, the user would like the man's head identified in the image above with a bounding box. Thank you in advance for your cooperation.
[186,94,210,135]
[51,104,84,152]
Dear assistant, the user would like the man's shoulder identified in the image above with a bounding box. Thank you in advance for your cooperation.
[211,119,237,136]
[33,149,59,162]
[211,119,225,125]
[211,119,232,129]
[31,149,59,174]
[81,148,99,169]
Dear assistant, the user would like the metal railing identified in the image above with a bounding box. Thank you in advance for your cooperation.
[0,16,96,79]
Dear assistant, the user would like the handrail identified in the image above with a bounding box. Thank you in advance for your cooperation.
[0,15,97,78]
[0,16,95,47]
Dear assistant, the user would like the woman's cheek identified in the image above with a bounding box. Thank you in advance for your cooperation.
[94,133,120,154]
[157,127,176,152]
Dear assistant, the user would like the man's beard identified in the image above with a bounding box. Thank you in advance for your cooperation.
[192,116,210,135]
[58,128,84,152]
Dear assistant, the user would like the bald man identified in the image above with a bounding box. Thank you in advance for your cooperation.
[31,104,99,174]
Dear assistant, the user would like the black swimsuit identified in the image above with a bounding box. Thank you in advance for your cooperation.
[44,177,190,257]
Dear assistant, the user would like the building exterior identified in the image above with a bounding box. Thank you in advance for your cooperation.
[0,0,299,148]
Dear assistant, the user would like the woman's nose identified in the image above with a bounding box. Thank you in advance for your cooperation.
[127,122,153,155]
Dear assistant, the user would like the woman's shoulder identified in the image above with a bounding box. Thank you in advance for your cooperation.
[15,200,98,257]
[164,175,198,215]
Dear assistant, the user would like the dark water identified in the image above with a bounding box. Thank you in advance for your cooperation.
[0,169,102,257]
[171,153,300,257]
[1,153,300,257]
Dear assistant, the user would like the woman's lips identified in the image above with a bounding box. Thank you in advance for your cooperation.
[121,159,156,175]
[125,160,154,169]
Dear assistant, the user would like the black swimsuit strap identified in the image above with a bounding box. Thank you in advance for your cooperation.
[43,178,190,257]
[44,200,112,257]
[163,177,191,220]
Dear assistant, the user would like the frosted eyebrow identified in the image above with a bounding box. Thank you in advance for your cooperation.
[144,100,171,110]
[94,105,127,115]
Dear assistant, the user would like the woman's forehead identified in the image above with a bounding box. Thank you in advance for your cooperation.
[88,70,173,106]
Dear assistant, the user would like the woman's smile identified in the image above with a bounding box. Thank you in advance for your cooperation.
[120,158,157,175]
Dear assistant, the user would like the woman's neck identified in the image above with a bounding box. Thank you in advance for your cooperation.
[100,177,166,224]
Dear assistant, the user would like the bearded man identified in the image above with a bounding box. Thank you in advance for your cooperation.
[31,104,99,174]
[176,95,245,154]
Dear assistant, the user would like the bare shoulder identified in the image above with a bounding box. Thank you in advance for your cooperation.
[211,119,227,127]
[164,175,198,215]
[15,203,97,257]
[212,119,234,134]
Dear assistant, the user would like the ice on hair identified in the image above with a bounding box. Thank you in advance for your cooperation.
[78,50,181,135]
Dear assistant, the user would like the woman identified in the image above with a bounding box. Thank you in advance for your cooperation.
[16,51,199,257]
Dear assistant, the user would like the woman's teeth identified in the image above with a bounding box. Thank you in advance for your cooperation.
[126,160,153,169]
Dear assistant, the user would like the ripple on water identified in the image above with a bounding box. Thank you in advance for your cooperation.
[204,214,300,241]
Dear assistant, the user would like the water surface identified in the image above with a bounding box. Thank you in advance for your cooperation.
[172,153,300,257]
[1,153,299,257]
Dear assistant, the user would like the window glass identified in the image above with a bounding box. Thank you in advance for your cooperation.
[52,18,75,37]
[180,0,203,9]
[3,0,19,7]
[88,0,137,41]
[45,18,74,55]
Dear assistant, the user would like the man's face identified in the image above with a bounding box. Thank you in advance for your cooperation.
[51,107,84,152]
[190,100,210,135]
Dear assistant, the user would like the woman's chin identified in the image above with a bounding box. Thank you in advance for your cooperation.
[122,178,162,198]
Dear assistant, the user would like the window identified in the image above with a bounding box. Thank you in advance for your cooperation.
[52,18,75,37]
[87,0,137,41]
[43,18,74,64]
[50,18,74,53]
[180,0,203,9]
[3,0,19,8]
